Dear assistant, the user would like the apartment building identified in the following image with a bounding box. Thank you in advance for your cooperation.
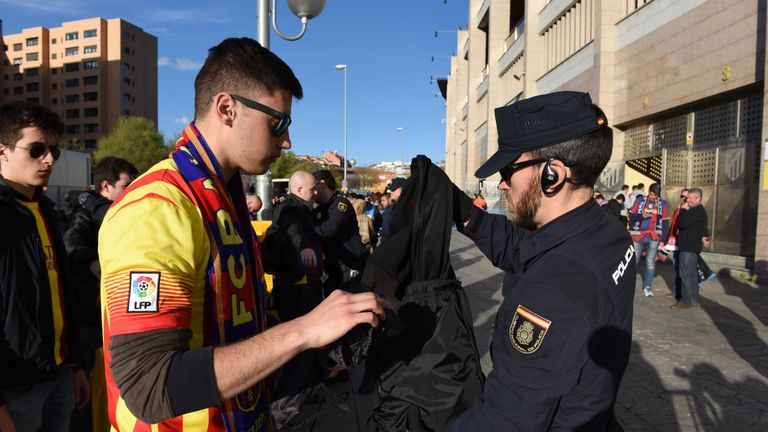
[0,18,157,149]
[442,0,768,275]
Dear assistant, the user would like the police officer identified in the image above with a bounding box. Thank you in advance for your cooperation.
[312,170,368,294]
[449,92,636,431]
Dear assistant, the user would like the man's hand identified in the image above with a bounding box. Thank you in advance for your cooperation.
[296,290,390,350]
[300,248,317,269]
[681,202,690,210]
[73,369,91,410]
[0,406,16,432]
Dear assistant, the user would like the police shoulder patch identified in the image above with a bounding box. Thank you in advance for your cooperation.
[338,202,348,212]
[509,304,551,354]
[127,272,160,313]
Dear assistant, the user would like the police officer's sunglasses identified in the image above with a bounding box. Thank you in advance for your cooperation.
[231,94,291,137]
[3,141,61,161]
[499,158,549,183]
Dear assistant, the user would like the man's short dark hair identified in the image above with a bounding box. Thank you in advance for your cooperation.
[0,101,64,146]
[638,183,645,189]
[93,157,138,188]
[530,122,613,188]
[313,169,336,190]
[194,38,303,119]
[649,183,661,196]
[688,187,703,199]
[621,184,628,190]
[616,194,625,203]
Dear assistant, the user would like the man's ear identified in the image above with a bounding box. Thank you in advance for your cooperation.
[100,179,111,195]
[212,93,236,126]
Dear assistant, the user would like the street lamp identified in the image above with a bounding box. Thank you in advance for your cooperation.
[254,0,325,219]
[336,64,348,191]
[396,127,405,170]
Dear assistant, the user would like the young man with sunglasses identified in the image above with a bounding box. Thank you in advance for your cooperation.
[97,38,387,431]
[449,92,636,431]
[0,101,91,430]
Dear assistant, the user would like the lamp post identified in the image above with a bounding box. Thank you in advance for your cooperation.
[254,0,325,219]
[335,64,348,191]
[396,127,404,174]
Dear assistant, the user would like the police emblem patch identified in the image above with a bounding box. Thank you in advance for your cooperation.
[338,202,348,212]
[509,305,551,354]
[127,272,160,313]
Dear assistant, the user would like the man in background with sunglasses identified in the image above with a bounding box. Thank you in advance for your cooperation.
[96,38,386,431]
[449,92,636,431]
[0,101,91,430]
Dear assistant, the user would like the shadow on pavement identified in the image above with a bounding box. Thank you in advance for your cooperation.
[716,269,768,327]
[616,342,681,431]
[672,362,768,431]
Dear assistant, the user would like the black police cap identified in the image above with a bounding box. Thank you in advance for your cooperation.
[386,177,406,193]
[313,169,336,190]
[475,91,608,179]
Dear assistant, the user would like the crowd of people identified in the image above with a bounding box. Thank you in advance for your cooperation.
[0,35,715,432]
[596,181,715,309]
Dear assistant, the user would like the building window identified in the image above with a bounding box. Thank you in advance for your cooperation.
[84,45,97,54]
[52,68,58,75]
[52,83,58,90]
[85,139,97,148]
[123,93,132,103]
[26,37,39,47]
[2,89,8,95]
[84,107,98,117]
[25,52,38,61]
[65,62,79,72]
[84,29,97,38]
[83,75,98,85]
[123,30,132,39]
[83,60,98,70]
[13,43,22,51]
[26,97,39,103]
[65,78,79,88]
[52,98,57,104]
[65,47,79,57]
[26,68,39,77]
[124,110,131,116]
[51,38,57,44]
[124,46,131,55]
[123,62,131,72]
[65,94,79,103]
[83,91,98,101]
[65,32,79,41]
[52,53,57,60]
[66,125,81,134]
[65,109,80,119]
[13,87,23,95]
[13,58,22,65]
[2,74,7,80]
[123,77,131,86]
[26,82,39,92]
[13,73,23,81]
[84,124,98,133]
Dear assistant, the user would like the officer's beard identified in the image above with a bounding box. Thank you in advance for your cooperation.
[512,174,541,231]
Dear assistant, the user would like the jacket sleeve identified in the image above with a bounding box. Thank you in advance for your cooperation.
[282,208,309,251]
[450,279,591,431]
[462,207,525,273]
[313,201,351,240]
[63,209,99,271]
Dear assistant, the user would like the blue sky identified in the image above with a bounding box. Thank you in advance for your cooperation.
[1,0,467,166]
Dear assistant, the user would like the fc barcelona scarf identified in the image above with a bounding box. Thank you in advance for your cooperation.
[172,123,272,431]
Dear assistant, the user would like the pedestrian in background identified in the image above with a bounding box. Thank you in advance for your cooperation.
[0,101,90,431]
[629,182,670,297]
[473,192,487,210]
[671,188,709,309]
[380,177,405,239]
[64,156,137,432]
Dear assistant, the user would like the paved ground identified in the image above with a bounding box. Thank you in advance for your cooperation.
[284,231,768,431]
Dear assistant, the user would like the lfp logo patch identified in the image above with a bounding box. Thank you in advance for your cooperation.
[128,272,160,312]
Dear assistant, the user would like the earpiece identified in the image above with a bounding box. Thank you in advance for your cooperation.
[540,159,559,192]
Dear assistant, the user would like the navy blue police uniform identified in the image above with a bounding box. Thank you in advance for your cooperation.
[312,191,368,292]
[449,91,637,431]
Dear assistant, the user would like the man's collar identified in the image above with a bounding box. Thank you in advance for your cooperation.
[518,199,600,265]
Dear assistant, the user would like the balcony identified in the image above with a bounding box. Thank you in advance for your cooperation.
[498,19,525,76]
[475,64,489,102]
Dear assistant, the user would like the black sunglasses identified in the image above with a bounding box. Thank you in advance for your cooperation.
[499,158,549,183]
[8,142,61,161]
[231,94,291,137]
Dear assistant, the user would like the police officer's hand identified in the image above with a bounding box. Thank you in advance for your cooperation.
[300,248,317,268]
[297,290,390,349]
[453,184,474,228]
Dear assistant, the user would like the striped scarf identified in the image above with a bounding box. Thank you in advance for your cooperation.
[172,123,272,431]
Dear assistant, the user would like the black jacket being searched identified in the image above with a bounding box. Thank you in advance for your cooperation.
[675,204,709,254]
[362,155,484,432]
[0,178,82,389]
